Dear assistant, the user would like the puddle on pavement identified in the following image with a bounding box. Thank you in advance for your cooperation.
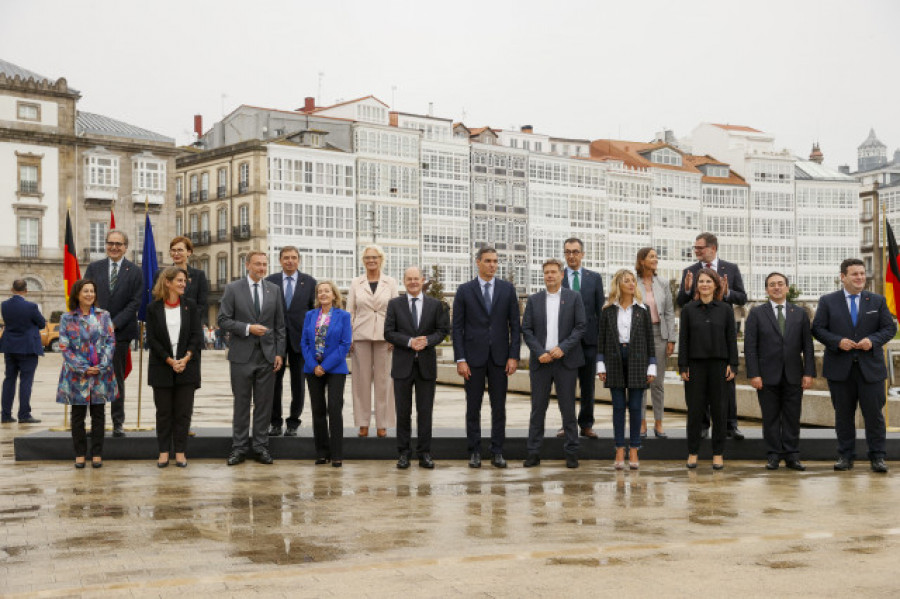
[546,556,626,567]
[233,534,343,565]
[760,560,807,569]
[1,544,34,559]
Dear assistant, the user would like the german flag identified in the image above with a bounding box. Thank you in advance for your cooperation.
[63,211,81,306]
[885,220,900,317]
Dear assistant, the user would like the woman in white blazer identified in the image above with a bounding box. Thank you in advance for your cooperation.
[347,245,399,437]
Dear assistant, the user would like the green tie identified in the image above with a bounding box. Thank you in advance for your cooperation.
[776,304,785,335]
[572,270,580,292]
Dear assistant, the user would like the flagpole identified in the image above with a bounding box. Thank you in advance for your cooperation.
[52,197,74,432]
[136,196,148,430]
[883,204,897,431]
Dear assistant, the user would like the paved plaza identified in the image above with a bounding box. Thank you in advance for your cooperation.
[0,352,897,597]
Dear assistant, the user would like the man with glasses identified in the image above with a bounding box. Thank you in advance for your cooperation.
[676,232,747,439]
[84,230,144,437]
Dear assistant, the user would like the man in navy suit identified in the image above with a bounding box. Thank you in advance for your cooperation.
[453,246,521,468]
[265,246,316,437]
[744,272,815,471]
[84,229,144,437]
[677,232,747,439]
[812,258,896,473]
[559,237,604,438]
[0,279,45,424]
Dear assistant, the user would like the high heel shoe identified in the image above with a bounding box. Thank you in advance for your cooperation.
[74,458,86,469]
[358,427,369,437]
[686,455,698,469]
[712,457,725,471]
[614,447,625,470]
[175,461,188,468]
[157,460,169,468]
[92,458,103,469]
[654,424,668,439]
[629,448,640,470]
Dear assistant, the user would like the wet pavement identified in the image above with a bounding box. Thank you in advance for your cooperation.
[0,353,897,597]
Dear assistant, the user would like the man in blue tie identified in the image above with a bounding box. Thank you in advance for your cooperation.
[812,258,896,473]
[0,279,46,424]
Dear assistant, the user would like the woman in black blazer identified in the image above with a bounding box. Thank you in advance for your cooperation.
[147,266,203,468]
[678,268,738,471]
[167,236,209,324]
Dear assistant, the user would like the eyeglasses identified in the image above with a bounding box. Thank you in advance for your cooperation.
[692,245,707,251]
[563,250,582,256]
[170,248,187,254]
[106,241,125,247]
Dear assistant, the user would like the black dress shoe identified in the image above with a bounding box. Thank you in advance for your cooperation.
[565,454,579,469]
[1,417,16,423]
[418,453,435,469]
[332,460,342,467]
[267,425,282,437]
[871,458,889,473]
[227,452,246,466]
[397,454,411,469]
[727,427,745,440]
[92,460,103,469]
[176,461,188,468]
[157,460,169,468]
[74,461,86,469]
[834,456,853,471]
[468,453,482,468]
[700,428,709,439]
[255,449,274,464]
[18,416,41,424]
[766,455,780,470]
[284,426,298,437]
[491,453,507,468]
[314,457,329,465]
[785,459,806,471]
[523,454,541,468]
[112,425,125,438]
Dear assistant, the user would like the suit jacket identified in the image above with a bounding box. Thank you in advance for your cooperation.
[384,295,450,380]
[265,271,317,354]
[0,295,45,355]
[676,258,747,308]
[678,300,739,369]
[154,266,209,325]
[647,274,677,342]
[300,308,352,374]
[811,289,897,383]
[521,288,586,371]
[146,298,203,388]
[84,257,144,342]
[744,302,815,386]
[346,273,399,342]
[597,302,656,389]
[562,267,604,347]
[452,277,522,368]
[217,277,285,364]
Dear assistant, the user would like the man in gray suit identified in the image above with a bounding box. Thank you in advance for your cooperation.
[218,251,285,465]
[521,259,586,468]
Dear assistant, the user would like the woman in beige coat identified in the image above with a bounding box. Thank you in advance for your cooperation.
[347,245,399,437]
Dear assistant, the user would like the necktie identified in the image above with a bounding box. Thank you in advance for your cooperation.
[285,276,294,307]
[776,304,785,335]
[705,262,712,270]
[849,294,858,326]
[110,262,118,292]
[572,270,580,292]
[253,283,261,318]
[410,297,418,329]
[483,282,492,314]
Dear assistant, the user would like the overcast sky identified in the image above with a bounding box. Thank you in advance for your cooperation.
[2,0,897,169]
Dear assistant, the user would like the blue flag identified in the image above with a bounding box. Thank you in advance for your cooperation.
[138,212,158,322]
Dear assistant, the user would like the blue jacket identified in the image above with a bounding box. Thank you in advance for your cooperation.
[301,308,352,374]
[0,295,46,355]
[452,277,521,368]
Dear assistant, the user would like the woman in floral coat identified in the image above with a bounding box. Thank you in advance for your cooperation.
[57,279,117,468]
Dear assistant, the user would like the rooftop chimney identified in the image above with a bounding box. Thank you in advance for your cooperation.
[193,114,203,138]
[809,142,824,164]
[838,165,851,174]
[521,125,533,134]
[303,97,315,112]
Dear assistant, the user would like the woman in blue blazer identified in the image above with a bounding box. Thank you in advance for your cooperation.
[301,281,352,466]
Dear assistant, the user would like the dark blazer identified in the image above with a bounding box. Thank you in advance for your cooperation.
[744,302,815,385]
[597,302,656,389]
[146,298,203,388]
[0,295,45,355]
[84,258,144,342]
[154,266,209,325]
[561,267,604,347]
[217,277,286,364]
[452,277,521,368]
[301,308,352,374]
[384,295,450,380]
[521,289,586,370]
[678,300,739,369]
[811,290,897,383]
[677,259,747,308]
[265,271,317,354]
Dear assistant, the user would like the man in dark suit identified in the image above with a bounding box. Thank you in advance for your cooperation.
[384,266,450,469]
[522,259,586,468]
[84,229,143,437]
[265,246,316,437]
[744,272,815,471]
[812,258,896,473]
[677,232,747,439]
[218,251,285,465]
[559,237,604,438]
[452,246,521,468]
[0,279,45,424]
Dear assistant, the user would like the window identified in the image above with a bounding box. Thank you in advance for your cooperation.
[19,165,39,194]
[200,211,210,233]
[200,172,209,200]
[133,156,165,192]
[217,167,227,198]
[89,222,108,254]
[650,148,683,166]
[239,204,250,226]
[189,213,198,234]
[218,207,228,236]
[176,177,183,203]
[175,215,183,236]
[217,256,228,284]
[18,217,39,256]
[86,155,119,187]
[239,162,249,193]
[17,101,40,121]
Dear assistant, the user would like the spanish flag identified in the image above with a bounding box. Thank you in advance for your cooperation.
[63,211,81,306]
[885,219,900,318]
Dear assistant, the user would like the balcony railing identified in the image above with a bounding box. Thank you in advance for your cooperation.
[233,224,251,240]
[189,191,199,204]
[19,181,38,194]
[175,195,183,207]
[195,231,211,246]
[217,185,226,199]
[19,244,38,258]
[217,228,229,242]
[217,277,227,288]
[200,190,208,202]
[238,181,248,194]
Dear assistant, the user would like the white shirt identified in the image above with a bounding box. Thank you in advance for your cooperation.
[596,300,657,377]
[165,305,181,356]
[245,275,264,336]
[544,290,561,351]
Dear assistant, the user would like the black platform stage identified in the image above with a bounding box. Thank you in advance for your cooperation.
[13,427,900,461]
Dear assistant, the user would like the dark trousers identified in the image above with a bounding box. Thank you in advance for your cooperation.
[1,353,38,419]
[394,364,435,456]
[272,345,305,428]
[527,361,579,455]
[153,384,195,454]
[702,378,738,430]
[757,374,803,459]
[576,344,597,429]
[71,403,105,457]
[307,372,346,460]
[685,359,728,456]
[230,346,275,454]
[110,341,130,427]
[465,360,508,454]
[827,363,886,459]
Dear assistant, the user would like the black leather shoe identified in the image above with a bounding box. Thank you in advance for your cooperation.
[491,453,507,468]
[284,426,298,437]
[255,449,274,464]
[565,454,579,469]
[332,460,342,467]
[226,452,246,466]
[176,461,188,468]
[91,459,103,469]
[18,416,41,424]
[871,458,889,473]
[556,428,565,438]
[523,454,541,468]
[112,425,125,438]
[654,429,668,439]
[418,453,435,469]
[157,460,169,468]
[785,459,806,471]
[727,427,745,440]
[700,428,709,439]
[766,455,780,470]
[468,453,481,468]
[267,425,282,437]
[74,461,86,469]
[834,456,853,471]
[314,457,329,465]
[1,417,16,423]
[397,454,411,469]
